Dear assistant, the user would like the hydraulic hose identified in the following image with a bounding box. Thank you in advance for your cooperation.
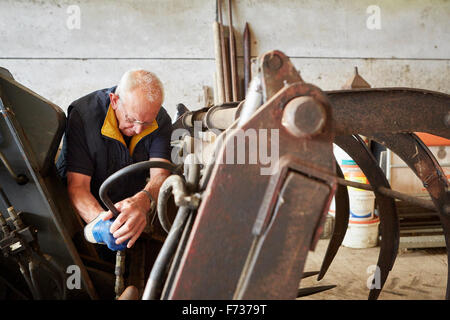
[158,158,201,233]
[142,206,191,300]
[17,260,40,300]
[0,274,29,300]
[32,252,66,300]
[98,160,182,299]
[28,260,42,300]
[157,175,189,233]
[99,160,182,216]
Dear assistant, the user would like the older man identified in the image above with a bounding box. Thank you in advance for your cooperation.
[57,70,172,250]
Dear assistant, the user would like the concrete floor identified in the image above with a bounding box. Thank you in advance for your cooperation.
[298,239,448,300]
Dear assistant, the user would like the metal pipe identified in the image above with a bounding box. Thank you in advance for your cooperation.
[335,176,443,212]
[157,175,198,233]
[218,0,231,102]
[0,151,28,185]
[205,105,239,130]
[243,22,251,96]
[0,187,24,230]
[213,21,225,104]
[237,75,263,127]
[142,206,191,300]
[186,156,201,193]
[0,210,11,236]
[115,250,126,299]
[227,0,238,101]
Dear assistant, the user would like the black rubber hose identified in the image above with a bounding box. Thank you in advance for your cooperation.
[44,254,67,300]
[17,260,39,300]
[0,274,29,300]
[142,206,191,300]
[157,182,175,233]
[28,261,42,300]
[158,162,200,233]
[187,163,201,193]
[99,161,182,216]
[32,253,66,300]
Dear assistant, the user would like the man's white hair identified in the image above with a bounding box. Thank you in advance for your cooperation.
[116,69,164,104]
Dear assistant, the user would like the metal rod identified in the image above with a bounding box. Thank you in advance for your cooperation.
[0,210,10,236]
[213,21,225,104]
[115,250,126,299]
[227,0,238,101]
[243,22,251,96]
[297,285,336,298]
[335,176,442,212]
[302,270,320,279]
[0,151,28,185]
[218,0,231,102]
[0,186,24,229]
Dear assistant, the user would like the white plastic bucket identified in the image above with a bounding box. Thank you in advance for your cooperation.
[342,217,380,249]
[348,189,375,221]
[333,144,375,221]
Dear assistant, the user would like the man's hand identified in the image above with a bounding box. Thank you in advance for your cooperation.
[101,191,152,248]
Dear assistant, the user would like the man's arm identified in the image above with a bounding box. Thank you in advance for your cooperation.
[67,172,105,223]
[104,158,171,248]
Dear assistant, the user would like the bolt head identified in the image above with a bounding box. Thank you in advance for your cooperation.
[265,53,282,71]
[282,96,327,138]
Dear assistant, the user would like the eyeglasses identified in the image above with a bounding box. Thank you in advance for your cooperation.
[116,97,152,127]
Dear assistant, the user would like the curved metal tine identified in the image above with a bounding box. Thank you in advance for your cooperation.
[335,135,399,300]
[318,158,349,280]
[297,285,337,298]
[371,132,450,300]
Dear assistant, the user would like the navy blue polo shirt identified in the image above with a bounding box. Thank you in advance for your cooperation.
[56,86,173,206]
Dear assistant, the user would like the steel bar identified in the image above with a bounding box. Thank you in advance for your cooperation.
[328,88,450,139]
[218,0,231,102]
[227,0,238,101]
[243,23,251,96]
[369,133,450,300]
[302,270,320,279]
[115,250,126,299]
[212,21,225,104]
[336,135,399,300]
[318,161,349,281]
[0,151,28,185]
[297,285,336,298]
[335,177,441,212]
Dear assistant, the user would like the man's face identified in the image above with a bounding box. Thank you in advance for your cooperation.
[110,89,161,137]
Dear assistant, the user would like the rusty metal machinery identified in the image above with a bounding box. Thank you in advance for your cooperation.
[0,49,449,300]
[148,50,449,300]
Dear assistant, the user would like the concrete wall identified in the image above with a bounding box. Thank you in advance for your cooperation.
[1,0,449,119]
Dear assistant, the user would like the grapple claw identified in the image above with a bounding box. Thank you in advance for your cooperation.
[297,285,337,298]
[369,133,450,300]
[318,161,349,281]
[302,271,320,279]
[335,135,399,300]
